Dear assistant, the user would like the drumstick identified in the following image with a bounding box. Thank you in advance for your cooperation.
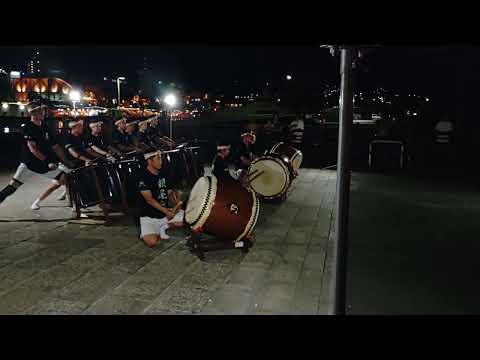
[248,170,265,183]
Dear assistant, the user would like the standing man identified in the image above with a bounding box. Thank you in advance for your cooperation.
[0,104,73,207]
[287,114,305,150]
[137,151,184,247]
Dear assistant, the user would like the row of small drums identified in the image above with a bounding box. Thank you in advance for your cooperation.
[184,142,302,243]
[67,145,203,209]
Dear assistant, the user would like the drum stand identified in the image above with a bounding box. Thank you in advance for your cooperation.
[185,231,253,261]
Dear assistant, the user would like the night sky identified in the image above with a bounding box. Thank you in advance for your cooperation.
[1,45,479,102]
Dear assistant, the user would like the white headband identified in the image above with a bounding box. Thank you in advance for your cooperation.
[89,121,102,128]
[217,145,231,151]
[115,118,126,126]
[68,120,83,129]
[144,150,161,160]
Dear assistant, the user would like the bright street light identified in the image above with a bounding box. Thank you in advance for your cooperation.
[163,94,177,139]
[286,75,292,80]
[69,90,81,114]
[164,94,177,107]
[69,90,81,102]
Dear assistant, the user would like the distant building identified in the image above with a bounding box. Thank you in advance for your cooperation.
[12,77,73,103]
[27,50,41,76]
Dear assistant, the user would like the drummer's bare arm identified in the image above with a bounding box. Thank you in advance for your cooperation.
[240,156,251,166]
[68,148,91,163]
[90,145,108,157]
[167,190,183,212]
[27,141,47,162]
[141,190,175,219]
[86,148,106,159]
[51,144,76,168]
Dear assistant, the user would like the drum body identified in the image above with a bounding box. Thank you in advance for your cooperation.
[68,163,123,208]
[185,175,260,242]
[269,142,303,173]
[247,155,291,199]
[113,159,143,207]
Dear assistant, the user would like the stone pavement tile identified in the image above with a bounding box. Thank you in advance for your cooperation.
[61,246,123,272]
[143,262,232,314]
[202,249,244,265]
[291,289,320,315]
[266,262,303,284]
[0,262,41,295]
[20,263,88,294]
[275,244,308,266]
[83,294,151,315]
[310,232,329,248]
[241,249,280,269]
[296,268,323,296]
[200,285,254,315]
[0,227,34,249]
[112,254,196,301]
[55,265,133,305]
[285,230,311,245]
[254,224,291,238]
[304,245,327,271]
[0,285,50,314]
[92,235,138,251]
[254,282,296,314]
[225,266,268,291]
[0,242,46,265]
[23,298,89,315]
[0,258,13,269]
[103,253,154,275]
[14,246,81,272]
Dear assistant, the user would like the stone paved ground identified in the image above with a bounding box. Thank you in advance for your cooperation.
[0,169,336,315]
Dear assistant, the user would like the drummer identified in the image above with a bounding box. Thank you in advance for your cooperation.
[234,129,257,180]
[136,119,156,152]
[0,104,74,209]
[85,120,115,159]
[112,117,136,154]
[212,140,237,182]
[64,119,95,166]
[137,150,185,247]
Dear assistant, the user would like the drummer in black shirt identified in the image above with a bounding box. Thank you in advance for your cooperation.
[212,140,237,182]
[135,119,155,152]
[137,151,184,248]
[86,120,118,159]
[112,117,136,154]
[31,118,94,209]
[64,119,94,166]
[0,104,73,207]
[236,129,257,169]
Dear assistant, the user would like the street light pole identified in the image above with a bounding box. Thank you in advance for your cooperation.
[333,47,354,315]
[117,78,121,109]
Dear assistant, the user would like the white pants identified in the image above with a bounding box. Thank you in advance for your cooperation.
[139,210,184,239]
[13,163,63,185]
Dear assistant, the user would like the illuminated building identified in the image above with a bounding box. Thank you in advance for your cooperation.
[12,77,73,103]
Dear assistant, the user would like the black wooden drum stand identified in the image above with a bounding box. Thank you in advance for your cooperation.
[185,231,253,261]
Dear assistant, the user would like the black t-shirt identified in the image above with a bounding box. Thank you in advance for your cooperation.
[112,128,132,146]
[64,133,89,156]
[137,167,173,218]
[235,141,255,169]
[212,154,235,181]
[87,134,108,152]
[21,121,58,173]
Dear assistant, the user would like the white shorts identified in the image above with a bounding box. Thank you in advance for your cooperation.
[13,163,63,185]
[139,210,185,239]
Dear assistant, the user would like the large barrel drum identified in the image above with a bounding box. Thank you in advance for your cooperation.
[185,175,260,242]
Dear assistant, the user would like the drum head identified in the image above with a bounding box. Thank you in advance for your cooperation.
[291,152,303,172]
[248,157,289,198]
[185,175,217,229]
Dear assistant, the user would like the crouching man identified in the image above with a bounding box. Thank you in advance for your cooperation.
[137,151,184,248]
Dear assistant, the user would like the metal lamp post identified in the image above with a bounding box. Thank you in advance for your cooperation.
[164,93,177,139]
